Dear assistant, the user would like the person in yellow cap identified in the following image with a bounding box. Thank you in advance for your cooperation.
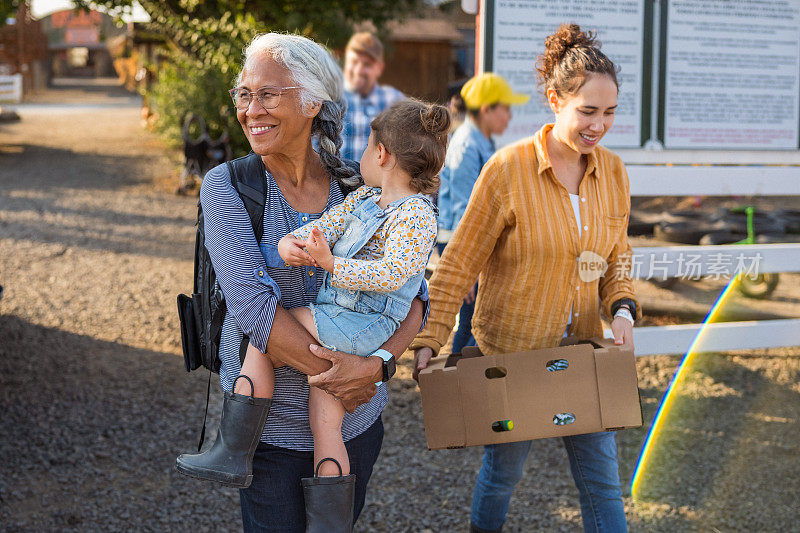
[435,72,529,353]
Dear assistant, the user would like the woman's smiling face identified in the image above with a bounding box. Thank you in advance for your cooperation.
[235,56,316,156]
[549,73,618,154]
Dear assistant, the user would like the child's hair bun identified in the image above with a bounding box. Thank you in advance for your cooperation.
[420,104,451,137]
[537,23,598,84]
[370,99,450,195]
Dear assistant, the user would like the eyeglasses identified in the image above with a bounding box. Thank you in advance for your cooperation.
[228,85,302,110]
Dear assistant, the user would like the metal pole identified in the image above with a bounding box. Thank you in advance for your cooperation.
[644,0,664,150]
[475,0,484,74]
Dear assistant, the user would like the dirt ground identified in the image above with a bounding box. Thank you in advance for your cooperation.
[1,79,799,532]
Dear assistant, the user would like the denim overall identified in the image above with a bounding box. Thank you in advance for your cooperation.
[310,190,435,357]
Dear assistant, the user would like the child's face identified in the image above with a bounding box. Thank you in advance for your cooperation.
[359,132,382,188]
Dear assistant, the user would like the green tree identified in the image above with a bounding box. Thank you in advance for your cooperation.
[75,0,422,156]
[83,1,420,57]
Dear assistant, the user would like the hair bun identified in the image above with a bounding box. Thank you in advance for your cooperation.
[420,104,451,137]
[537,23,598,85]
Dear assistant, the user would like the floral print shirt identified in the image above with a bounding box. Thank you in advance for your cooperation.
[292,185,437,292]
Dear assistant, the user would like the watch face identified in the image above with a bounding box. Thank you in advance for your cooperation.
[383,356,396,381]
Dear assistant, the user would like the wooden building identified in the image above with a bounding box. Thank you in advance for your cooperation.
[41,9,128,78]
[380,18,465,103]
[0,2,49,94]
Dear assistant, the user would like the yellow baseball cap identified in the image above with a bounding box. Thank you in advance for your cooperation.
[460,73,530,109]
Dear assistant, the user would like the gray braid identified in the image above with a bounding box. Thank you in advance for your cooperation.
[313,100,362,188]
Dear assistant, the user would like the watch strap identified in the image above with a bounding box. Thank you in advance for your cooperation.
[611,297,637,319]
[372,349,396,386]
[372,349,394,362]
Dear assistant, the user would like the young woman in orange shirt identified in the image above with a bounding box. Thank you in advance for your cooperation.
[411,24,640,533]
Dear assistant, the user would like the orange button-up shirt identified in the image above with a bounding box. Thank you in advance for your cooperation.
[410,124,641,356]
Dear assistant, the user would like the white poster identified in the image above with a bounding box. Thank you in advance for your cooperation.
[664,0,800,149]
[490,0,646,148]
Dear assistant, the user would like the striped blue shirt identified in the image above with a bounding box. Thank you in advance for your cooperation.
[199,162,427,450]
[341,84,405,162]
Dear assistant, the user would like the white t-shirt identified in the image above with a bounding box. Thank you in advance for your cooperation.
[566,193,581,330]
[569,193,582,238]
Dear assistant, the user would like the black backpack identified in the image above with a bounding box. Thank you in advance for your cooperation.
[177,152,360,375]
[177,152,268,375]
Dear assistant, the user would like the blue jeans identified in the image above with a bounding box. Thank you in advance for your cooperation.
[240,416,384,532]
[310,302,396,356]
[471,432,627,532]
[435,242,476,353]
[452,295,477,353]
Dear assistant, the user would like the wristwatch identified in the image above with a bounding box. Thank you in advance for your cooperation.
[611,297,637,319]
[372,349,396,385]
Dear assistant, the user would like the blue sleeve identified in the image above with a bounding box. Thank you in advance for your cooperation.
[437,165,452,230]
[199,164,279,353]
[417,278,430,332]
[443,139,483,231]
[259,244,285,268]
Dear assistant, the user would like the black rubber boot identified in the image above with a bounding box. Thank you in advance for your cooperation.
[175,375,270,488]
[301,458,355,533]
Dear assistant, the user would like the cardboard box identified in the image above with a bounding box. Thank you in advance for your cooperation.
[418,337,642,450]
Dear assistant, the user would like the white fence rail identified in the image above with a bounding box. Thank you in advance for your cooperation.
[627,165,800,196]
[0,74,23,103]
[605,319,800,357]
[628,243,800,355]
[630,243,800,280]
[626,164,800,355]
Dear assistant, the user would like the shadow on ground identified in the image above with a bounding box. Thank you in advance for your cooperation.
[0,144,156,192]
[0,144,196,261]
[0,315,241,532]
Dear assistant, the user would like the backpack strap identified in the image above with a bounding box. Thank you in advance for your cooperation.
[192,206,203,295]
[227,152,267,243]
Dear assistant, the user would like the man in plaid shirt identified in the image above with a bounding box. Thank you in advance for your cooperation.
[341,32,405,162]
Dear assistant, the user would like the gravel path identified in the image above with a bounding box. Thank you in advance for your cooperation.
[1,79,799,532]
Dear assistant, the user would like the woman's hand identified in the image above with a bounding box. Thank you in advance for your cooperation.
[307,344,381,412]
[304,227,334,273]
[278,235,316,266]
[412,347,435,382]
[610,316,634,351]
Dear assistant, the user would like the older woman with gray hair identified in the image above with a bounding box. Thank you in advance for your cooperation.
[175,33,427,532]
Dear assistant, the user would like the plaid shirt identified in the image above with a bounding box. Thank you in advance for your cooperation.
[341,84,405,162]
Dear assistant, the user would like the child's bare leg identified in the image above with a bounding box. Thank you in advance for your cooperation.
[288,307,349,477]
[236,343,275,399]
[309,387,348,475]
